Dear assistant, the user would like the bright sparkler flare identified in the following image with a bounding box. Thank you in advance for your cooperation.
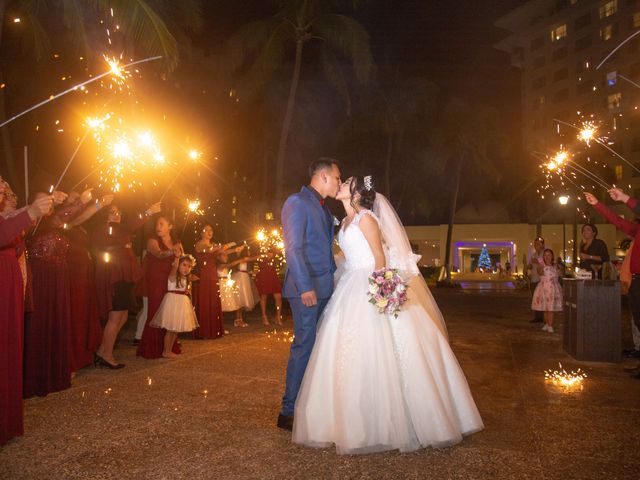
[554,150,568,166]
[578,126,596,145]
[187,199,202,214]
[256,229,266,242]
[546,161,558,171]
[104,55,125,79]
[225,271,235,288]
[111,139,133,159]
[138,130,154,147]
[544,363,587,390]
[188,149,201,161]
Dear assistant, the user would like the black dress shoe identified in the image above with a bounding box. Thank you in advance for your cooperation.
[132,338,140,346]
[95,354,125,370]
[277,414,294,431]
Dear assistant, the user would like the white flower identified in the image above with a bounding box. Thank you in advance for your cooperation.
[368,284,379,295]
[396,284,406,293]
[333,216,341,226]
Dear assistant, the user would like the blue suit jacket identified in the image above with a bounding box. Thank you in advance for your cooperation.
[281,186,336,299]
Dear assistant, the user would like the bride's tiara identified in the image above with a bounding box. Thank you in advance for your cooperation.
[364,175,373,191]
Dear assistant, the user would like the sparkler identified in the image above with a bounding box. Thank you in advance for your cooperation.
[544,363,587,391]
[555,118,640,176]
[596,29,640,70]
[0,55,162,129]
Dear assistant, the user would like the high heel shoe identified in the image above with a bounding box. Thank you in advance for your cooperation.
[234,319,249,328]
[95,354,125,370]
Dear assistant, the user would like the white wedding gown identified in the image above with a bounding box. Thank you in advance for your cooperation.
[292,210,484,454]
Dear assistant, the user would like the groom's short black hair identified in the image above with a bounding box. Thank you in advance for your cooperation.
[309,157,340,178]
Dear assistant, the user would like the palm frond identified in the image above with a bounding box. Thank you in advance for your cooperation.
[21,7,51,61]
[106,0,179,71]
[312,13,372,84]
[225,16,291,73]
[61,0,91,56]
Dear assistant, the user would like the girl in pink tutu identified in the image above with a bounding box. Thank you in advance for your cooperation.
[150,254,199,357]
[531,248,563,333]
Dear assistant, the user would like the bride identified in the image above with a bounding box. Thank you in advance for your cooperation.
[292,175,483,454]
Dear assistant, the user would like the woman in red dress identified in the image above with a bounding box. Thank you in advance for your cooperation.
[193,224,226,339]
[94,201,161,368]
[255,249,283,326]
[0,182,54,445]
[65,192,114,372]
[23,191,87,398]
[137,215,182,359]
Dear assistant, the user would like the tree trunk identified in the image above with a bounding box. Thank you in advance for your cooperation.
[443,155,463,282]
[275,38,304,209]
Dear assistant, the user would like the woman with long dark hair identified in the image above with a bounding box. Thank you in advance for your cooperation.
[137,215,183,359]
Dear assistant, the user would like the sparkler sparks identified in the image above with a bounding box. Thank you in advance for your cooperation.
[544,363,587,391]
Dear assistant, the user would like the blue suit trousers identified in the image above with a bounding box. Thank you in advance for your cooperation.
[280,297,330,416]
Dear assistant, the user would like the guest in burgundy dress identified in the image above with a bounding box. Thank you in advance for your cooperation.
[137,215,182,359]
[65,192,114,371]
[23,191,87,398]
[193,224,226,339]
[255,249,283,326]
[94,201,161,368]
[0,182,55,445]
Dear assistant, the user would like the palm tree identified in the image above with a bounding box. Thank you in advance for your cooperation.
[0,0,202,186]
[433,100,508,283]
[226,0,373,205]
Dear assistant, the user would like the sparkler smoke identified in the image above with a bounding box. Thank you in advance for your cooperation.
[0,55,162,129]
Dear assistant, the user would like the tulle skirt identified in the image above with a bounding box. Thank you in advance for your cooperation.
[149,293,199,332]
[232,271,259,310]
[293,267,483,454]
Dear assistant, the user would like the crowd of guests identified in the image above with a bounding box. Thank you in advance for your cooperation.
[0,177,283,446]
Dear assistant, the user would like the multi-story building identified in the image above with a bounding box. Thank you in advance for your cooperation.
[496,0,640,196]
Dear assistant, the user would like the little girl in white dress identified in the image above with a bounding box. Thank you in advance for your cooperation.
[531,248,563,333]
[150,254,199,357]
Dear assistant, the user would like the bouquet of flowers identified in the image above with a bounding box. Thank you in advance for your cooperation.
[367,267,408,317]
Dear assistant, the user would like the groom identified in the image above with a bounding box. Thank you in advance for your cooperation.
[277,158,341,431]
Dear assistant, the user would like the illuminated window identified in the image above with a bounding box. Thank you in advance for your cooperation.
[615,165,623,181]
[600,24,613,41]
[599,1,617,19]
[551,24,567,42]
[634,12,640,28]
[607,92,622,110]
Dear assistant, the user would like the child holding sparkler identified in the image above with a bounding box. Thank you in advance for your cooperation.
[531,248,563,333]
[218,247,249,327]
[150,254,199,358]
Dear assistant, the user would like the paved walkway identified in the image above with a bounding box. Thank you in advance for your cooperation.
[1,290,639,479]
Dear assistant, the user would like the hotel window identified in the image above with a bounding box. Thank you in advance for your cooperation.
[575,13,591,30]
[607,92,622,110]
[531,36,544,51]
[599,1,617,19]
[550,24,567,42]
[575,35,592,51]
[553,68,568,81]
[576,59,591,72]
[552,47,568,61]
[554,89,569,102]
[600,24,614,41]
[615,165,623,182]
[532,76,546,89]
[634,12,640,28]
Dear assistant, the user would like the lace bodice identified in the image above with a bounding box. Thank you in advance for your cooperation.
[338,210,379,271]
[168,277,188,292]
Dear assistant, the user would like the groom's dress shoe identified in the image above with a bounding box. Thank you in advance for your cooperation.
[277,414,294,431]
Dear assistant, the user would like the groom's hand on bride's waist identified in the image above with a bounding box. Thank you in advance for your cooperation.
[301,290,318,307]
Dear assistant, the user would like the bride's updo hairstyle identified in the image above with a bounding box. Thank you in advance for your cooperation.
[350,175,376,211]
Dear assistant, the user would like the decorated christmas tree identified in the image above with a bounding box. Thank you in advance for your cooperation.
[477,245,492,271]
